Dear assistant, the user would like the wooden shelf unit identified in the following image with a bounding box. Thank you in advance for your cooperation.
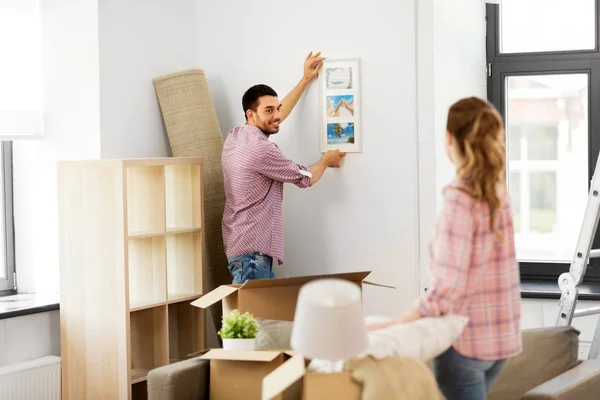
[58,157,207,400]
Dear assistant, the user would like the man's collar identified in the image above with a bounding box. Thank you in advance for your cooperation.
[244,124,269,139]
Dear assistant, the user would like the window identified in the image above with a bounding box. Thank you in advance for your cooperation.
[499,0,596,54]
[487,1,600,280]
[0,142,14,293]
[0,0,42,295]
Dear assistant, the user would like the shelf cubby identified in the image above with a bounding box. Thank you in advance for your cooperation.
[128,236,166,310]
[130,306,168,384]
[132,381,148,400]
[126,166,166,237]
[58,157,205,399]
[168,299,205,363]
[165,164,202,231]
[166,231,203,301]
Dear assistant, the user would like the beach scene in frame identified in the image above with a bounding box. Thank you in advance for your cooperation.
[327,122,355,145]
[319,58,361,153]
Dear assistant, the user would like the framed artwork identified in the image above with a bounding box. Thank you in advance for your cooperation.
[319,58,362,153]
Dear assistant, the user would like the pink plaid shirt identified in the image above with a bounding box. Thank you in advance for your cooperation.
[221,124,312,264]
[418,179,522,361]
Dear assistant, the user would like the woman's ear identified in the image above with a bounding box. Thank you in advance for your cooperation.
[445,130,455,164]
[446,130,453,147]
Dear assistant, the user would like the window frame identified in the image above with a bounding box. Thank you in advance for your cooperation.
[486,2,600,282]
[0,141,14,294]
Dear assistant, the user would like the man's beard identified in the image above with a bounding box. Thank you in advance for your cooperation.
[258,121,280,136]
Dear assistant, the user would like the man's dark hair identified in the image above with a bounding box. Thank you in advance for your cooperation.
[242,84,278,120]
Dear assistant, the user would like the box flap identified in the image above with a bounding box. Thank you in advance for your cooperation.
[241,271,372,290]
[363,280,395,289]
[191,285,238,309]
[262,353,306,400]
[201,349,282,362]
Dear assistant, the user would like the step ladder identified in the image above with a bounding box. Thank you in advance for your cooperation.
[556,152,600,360]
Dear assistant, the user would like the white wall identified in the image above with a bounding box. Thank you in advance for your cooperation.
[0,311,60,367]
[13,0,102,294]
[13,0,198,294]
[196,0,420,316]
[417,0,487,289]
[98,0,198,159]
[432,0,487,204]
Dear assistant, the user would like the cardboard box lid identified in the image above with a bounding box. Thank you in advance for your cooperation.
[201,349,284,363]
[243,271,371,289]
[191,271,393,309]
[262,352,306,400]
[191,285,238,308]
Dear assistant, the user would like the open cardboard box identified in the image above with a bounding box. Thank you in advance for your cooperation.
[200,349,297,400]
[191,270,392,320]
[200,348,361,400]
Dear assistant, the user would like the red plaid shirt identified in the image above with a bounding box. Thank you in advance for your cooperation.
[221,124,312,264]
[418,179,522,360]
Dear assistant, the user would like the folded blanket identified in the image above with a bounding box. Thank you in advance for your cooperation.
[348,356,444,400]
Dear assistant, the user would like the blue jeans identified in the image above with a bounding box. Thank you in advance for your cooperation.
[227,252,275,284]
[434,347,507,400]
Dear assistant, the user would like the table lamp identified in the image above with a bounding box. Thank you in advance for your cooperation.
[290,278,367,372]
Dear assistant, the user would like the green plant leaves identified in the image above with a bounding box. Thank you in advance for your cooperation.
[218,309,259,339]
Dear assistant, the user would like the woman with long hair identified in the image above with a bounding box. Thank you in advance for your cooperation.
[369,97,522,399]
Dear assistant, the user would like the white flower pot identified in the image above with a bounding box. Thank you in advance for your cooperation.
[222,338,256,351]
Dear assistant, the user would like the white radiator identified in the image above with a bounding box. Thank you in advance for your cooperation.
[0,356,61,399]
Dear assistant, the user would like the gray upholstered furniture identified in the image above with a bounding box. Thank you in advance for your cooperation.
[147,326,600,400]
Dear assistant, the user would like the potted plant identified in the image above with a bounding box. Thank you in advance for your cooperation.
[218,309,259,350]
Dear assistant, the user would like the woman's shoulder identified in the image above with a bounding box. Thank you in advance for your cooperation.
[442,179,476,206]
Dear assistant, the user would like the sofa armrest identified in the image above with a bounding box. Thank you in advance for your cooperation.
[524,359,600,400]
[147,357,210,400]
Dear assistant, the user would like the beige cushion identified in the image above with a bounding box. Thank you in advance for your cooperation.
[488,326,580,400]
[254,318,293,350]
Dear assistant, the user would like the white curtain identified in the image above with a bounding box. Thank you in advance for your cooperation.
[0,0,43,138]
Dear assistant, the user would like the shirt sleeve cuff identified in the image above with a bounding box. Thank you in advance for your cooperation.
[298,165,312,187]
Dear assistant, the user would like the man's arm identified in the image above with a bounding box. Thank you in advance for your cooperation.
[258,145,344,188]
[309,150,345,187]
[309,159,327,187]
[280,51,325,122]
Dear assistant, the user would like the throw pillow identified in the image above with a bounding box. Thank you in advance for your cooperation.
[254,318,293,350]
[359,314,469,362]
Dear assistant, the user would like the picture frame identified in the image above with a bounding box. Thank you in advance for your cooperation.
[318,58,362,153]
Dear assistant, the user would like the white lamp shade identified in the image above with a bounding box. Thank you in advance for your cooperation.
[291,278,367,361]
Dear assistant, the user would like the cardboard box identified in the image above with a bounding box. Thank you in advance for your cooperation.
[191,271,391,321]
[201,349,298,400]
[262,352,362,400]
[200,349,360,400]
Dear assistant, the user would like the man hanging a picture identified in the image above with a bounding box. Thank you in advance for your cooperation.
[221,51,346,284]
